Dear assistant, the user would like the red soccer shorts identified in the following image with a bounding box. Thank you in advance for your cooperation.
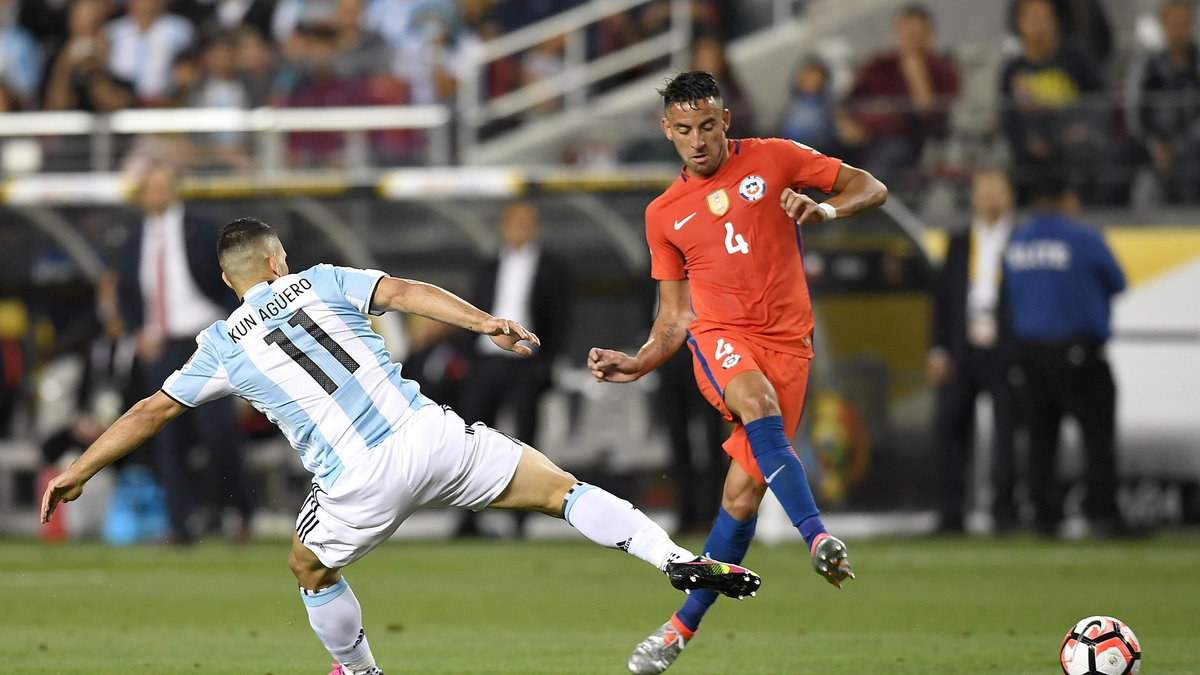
[685,328,812,483]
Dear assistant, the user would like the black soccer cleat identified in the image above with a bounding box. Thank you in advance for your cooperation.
[665,557,761,600]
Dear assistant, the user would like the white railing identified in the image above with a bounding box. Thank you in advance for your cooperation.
[0,105,451,174]
[455,0,694,156]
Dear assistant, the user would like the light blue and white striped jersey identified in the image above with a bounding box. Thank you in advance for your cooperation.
[162,264,432,490]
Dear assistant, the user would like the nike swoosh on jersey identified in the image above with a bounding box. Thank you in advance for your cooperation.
[673,213,697,230]
[764,466,785,484]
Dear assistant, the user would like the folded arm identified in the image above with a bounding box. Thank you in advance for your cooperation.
[782,163,889,224]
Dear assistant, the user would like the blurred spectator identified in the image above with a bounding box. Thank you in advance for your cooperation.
[170,0,275,40]
[842,3,959,193]
[166,47,202,107]
[999,0,1112,205]
[363,0,461,104]
[778,55,851,158]
[1008,0,1112,69]
[105,0,196,105]
[16,0,70,48]
[328,0,393,79]
[0,0,44,110]
[234,25,275,107]
[1126,0,1200,204]
[193,36,246,111]
[43,0,135,113]
[189,34,254,171]
[113,163,254,544]
[274,23,369,166]
[485,0,582,33]
[1003,175,1127,539]
[592,9,643,65]
[271,21,414,167]
[929,167,1020,535]
[478,0,578,110]
[454,199,571,538]
[520,33,567,116]
[690,32,755,136]
[636,0,723,40]
[271,0,335,44]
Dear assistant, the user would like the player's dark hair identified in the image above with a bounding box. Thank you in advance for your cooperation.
[658,70,722,109]
[218,216,276,264]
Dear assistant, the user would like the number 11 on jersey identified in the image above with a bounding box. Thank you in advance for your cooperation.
[264,309,360,394]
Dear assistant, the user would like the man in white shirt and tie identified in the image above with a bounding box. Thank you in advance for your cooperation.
[116,163,254,543]
[928,167,1020,535]
[453,199,571,538]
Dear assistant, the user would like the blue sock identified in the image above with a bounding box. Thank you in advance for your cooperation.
[745,415,827,549]
[674,508,756,633]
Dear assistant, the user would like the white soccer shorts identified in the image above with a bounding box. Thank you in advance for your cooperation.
[295,404,523,568]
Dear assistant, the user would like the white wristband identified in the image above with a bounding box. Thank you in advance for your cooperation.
[817,202,837,221]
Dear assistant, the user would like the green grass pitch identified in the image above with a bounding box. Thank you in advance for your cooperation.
[7,531,1200,673]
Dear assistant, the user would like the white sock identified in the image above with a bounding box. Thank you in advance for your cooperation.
[561,483,694,571]
[300,578,380,675]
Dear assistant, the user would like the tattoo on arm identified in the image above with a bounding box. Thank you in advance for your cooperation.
[658,324,678,356]
[841,195,873,215]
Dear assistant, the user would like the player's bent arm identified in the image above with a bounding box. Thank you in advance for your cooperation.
[590,280,692,383]
[634,279,692,373]
[40,391,187,523]
[369,276,539,354]
[370,277,489,329]
[822,163,888,219]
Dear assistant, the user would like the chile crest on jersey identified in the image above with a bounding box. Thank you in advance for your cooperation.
[738,174,766,202]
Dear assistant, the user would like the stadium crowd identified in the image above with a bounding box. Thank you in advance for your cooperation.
[0,0,1194,205]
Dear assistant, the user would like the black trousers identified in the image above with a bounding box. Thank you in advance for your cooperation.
[457,355,550,444]
[142,338,254,541]
[657,346,727,532]
[934,345,1019,531]
[454,354,552,536]
[1015,341,1121,532]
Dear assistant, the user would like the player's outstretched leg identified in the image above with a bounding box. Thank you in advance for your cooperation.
[290,535,384,675]
[560,482,761,599]
[488,444,762,599]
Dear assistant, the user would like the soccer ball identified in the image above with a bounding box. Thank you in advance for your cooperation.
[1060,616,1141,675]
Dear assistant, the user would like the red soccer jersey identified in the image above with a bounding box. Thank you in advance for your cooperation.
[646,137,842,357]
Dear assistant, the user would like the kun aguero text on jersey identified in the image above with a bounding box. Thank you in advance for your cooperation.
[227,278,314,342]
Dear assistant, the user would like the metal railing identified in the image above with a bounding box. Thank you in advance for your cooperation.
[0,105,452,175]
[454,0,694,156]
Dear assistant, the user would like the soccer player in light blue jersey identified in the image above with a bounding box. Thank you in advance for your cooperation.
[40,217,761,675]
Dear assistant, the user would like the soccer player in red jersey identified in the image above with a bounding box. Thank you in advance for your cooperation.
[589,70,888,674]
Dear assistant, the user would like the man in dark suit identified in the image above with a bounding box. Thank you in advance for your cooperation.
[115,163,254,544]
[454,198,570,538]
[929,167,1020,534]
